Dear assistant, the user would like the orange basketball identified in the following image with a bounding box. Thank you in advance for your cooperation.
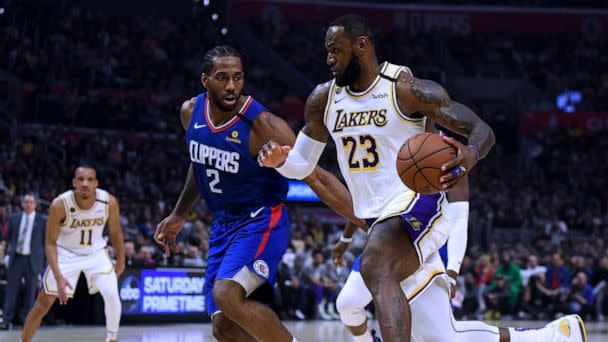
[396,133,456,194]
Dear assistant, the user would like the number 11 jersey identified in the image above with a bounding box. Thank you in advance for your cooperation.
[57,188,109,255]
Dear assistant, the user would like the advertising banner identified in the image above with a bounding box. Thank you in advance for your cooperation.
[119,267,208,322]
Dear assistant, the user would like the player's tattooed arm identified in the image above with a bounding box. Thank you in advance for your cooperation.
[302,82,332,143]
[107,195,125,276]
[396,75,495,161]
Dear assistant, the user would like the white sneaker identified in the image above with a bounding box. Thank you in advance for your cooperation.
[546,314,587,342]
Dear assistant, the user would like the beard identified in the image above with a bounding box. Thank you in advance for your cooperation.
[335,53,362,87]
[210,91,240,112]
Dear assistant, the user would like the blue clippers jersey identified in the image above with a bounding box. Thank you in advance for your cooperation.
[186,93,288,220]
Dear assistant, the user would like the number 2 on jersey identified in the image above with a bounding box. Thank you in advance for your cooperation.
[206,169,222,194]
[341,135,380,171]
[80,229,92,246]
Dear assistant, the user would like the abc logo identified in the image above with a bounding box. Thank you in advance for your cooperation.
[120,285,140,300]
[120,275,141,313]
[120,275,140,300]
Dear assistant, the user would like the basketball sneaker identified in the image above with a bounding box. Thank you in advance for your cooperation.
[546,314,587,342]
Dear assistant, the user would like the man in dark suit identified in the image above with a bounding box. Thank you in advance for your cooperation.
[1,194,46,329]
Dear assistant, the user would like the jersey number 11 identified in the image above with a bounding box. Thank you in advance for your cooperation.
[80,229,93,246]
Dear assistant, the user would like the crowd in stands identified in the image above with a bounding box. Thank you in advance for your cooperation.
[1,123,606,321]
[1,0,607,323]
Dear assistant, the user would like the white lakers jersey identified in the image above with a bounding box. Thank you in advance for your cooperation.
[57,189,109,254]
[324,62,426,219]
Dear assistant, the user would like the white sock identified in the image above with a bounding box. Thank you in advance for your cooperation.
[508,327,549,342]
[95,273,121,341]
[353,329,373,342]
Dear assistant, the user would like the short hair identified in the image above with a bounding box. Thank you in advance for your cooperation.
[329,14,375,42]
[75,164,97,177]
[22,192,37,202]
[201,45,242,74]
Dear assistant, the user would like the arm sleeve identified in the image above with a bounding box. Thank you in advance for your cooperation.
[275,132,326,180]
[446,201,469,274]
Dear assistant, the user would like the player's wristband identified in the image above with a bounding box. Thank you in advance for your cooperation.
[339,235,353,243]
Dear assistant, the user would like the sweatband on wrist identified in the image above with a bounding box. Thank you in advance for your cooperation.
[339,236,353,243]
[275,132,326,180]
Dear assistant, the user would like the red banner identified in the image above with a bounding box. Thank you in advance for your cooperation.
[229,0,608,35]
[521,111,608,135]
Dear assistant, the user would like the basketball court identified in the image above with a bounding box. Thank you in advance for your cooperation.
[1,320,606,341]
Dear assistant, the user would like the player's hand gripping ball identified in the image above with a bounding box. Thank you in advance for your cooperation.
[396,132,466,194]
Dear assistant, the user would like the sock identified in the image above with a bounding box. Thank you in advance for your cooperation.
[353,330,373,342]
[508,326,550,342]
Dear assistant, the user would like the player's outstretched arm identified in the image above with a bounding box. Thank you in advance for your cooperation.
[107,195,125,277]
[154,99,201,255]
[445,175,470,298]
[258,82,331,176]
[396,75,495,189]
[252,103,364,226]
[45,198,72,304]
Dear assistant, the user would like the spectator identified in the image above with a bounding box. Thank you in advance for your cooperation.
[299,250,335,320]
[592,256,608,320]
[134,246,157,268]
[545,216,568,247]
[520,254,547,287]
[520,272,551,320]
[561,272,595,319]
[277,247,303,320]
[483,274,511,320]
[0,242,7,314]
[182,245,204,268]
[545,252,572,291]
[2,194,47,330]
[124,241,137,267]
[474,254,495,313]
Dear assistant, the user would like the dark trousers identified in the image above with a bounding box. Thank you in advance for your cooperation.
[4,254,38,324]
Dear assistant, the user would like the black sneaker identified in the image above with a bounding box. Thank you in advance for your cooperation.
[371,329,382,342]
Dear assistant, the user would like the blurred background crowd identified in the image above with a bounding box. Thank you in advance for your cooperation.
[0,0,606,325]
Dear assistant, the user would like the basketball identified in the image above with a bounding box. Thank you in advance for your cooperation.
[396,133,457,194]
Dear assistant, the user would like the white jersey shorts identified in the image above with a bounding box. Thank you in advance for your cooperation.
[43,247,115,298]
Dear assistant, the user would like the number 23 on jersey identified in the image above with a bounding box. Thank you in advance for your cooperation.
[341,134,380,171]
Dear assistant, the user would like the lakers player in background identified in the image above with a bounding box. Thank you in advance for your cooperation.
[21,165,125,342]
